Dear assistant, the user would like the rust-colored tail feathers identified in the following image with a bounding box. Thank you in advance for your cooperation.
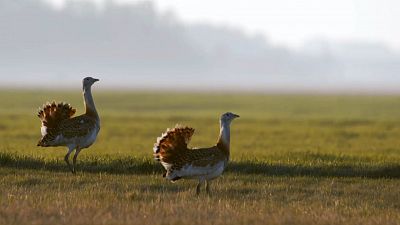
[38,102,76,129]
[153,125,194,161]
[37,102,75,147]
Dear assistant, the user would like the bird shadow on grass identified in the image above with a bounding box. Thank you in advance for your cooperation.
[0,152,399,179]
[0,152,162,175]
[227,161,400,179]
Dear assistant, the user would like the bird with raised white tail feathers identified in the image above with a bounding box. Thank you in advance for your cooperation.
[153,112,239,195]
[37,77,100,174]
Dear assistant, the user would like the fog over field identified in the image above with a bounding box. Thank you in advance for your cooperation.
[1,0,399,92]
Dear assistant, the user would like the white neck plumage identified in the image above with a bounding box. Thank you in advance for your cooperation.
[83,86,98,119]
[217,120,231,156]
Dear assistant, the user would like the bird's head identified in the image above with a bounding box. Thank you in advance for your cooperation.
[82,77,99,90]
[220,112,240,124]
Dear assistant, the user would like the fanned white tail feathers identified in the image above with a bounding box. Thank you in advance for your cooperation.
[153,125,194,161]
[37,102,76,130]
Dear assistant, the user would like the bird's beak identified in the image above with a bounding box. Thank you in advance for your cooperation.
[233,114,240,118]
[93,78,99,82]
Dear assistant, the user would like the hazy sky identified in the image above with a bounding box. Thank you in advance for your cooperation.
[44,0,400,50]
[1,0,399,92]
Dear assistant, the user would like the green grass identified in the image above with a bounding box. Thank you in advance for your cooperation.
[0,90,400,225]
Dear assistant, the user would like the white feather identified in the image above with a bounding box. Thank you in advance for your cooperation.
[166,160,226,181]
[40,125,47,136]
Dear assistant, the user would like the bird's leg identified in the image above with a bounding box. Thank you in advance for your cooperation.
[72,147,82,174]
[205,180,211,195]
[196,182,201,195]
[196,179,205,195]
[64,147,75,173]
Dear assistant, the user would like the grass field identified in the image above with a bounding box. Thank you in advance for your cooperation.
[0,90,400,225]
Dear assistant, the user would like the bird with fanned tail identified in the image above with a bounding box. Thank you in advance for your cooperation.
[37,77,100,173]
[153,112,239,194]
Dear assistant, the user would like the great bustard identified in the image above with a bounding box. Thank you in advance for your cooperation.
[153,112,239,194]
[37,77,100,173]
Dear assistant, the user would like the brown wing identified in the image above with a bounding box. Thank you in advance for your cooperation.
[164,147,228,180]
[58,115,97,138]
[184,147,227,167]
[37,115,97,146]
[153,125,195,161]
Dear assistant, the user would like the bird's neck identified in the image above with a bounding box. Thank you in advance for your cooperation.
[217,120,230,157]
[83,86,98,119]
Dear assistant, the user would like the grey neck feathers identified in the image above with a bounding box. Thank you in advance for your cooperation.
[83,86,98,119]
[217,120,231,155]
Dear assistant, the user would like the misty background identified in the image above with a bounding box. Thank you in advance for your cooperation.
[1,0,399,92]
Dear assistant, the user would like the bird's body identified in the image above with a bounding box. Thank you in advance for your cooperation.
[154,112,239,194]
[160,145,228,181]
[37,77,100,173]
[39,114,99,148]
